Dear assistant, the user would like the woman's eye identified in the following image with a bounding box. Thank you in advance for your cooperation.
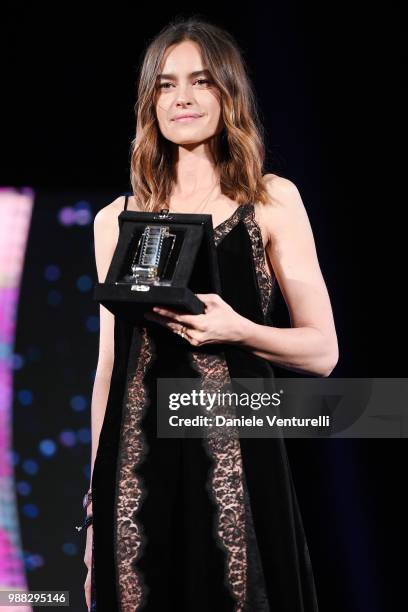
[158,79,211,89]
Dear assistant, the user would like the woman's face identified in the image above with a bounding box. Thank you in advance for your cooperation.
[155,40,223,146]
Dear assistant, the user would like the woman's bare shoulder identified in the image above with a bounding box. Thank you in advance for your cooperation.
[257,173,302,217]
[93,195,133,227]
[259,173,296,206]
[254,173,302,244]
[257,173,312,248]
[253,174,283,239]
[126,195,141,211]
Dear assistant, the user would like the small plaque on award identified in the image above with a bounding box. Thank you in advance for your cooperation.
[93,207,222,322]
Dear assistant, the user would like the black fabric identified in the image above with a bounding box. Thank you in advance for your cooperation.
[91,320,141,609]
[90,200,319,611]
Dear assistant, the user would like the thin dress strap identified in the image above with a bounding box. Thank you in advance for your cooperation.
[123,194,129,211]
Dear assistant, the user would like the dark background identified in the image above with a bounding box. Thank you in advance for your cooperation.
[3,3,403,611]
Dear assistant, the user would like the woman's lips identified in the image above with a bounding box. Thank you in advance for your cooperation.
[173,115,203,122]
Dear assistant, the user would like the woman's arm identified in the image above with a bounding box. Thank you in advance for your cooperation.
[237,175,339,377]
[88,199,122,507]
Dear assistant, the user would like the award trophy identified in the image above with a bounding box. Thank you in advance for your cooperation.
[93,207,222,323]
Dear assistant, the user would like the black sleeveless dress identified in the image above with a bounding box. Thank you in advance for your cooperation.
[90,194,319,612]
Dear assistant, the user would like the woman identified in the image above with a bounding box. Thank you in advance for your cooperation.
[83,16,338,612]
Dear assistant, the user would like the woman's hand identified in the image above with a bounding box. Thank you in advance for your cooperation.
[83,525,93,611]
[143,293,246,347]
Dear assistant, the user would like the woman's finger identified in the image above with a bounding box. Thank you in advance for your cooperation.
[152,307,205,325]
[144,311,171,326]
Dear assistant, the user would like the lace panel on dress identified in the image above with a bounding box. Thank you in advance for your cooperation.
[187,204,275,610]
[115,326,153,611]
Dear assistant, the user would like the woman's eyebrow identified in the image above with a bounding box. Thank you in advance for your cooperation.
[157,69,210,79]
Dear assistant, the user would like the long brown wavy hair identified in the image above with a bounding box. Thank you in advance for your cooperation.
[130,15,272,212]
